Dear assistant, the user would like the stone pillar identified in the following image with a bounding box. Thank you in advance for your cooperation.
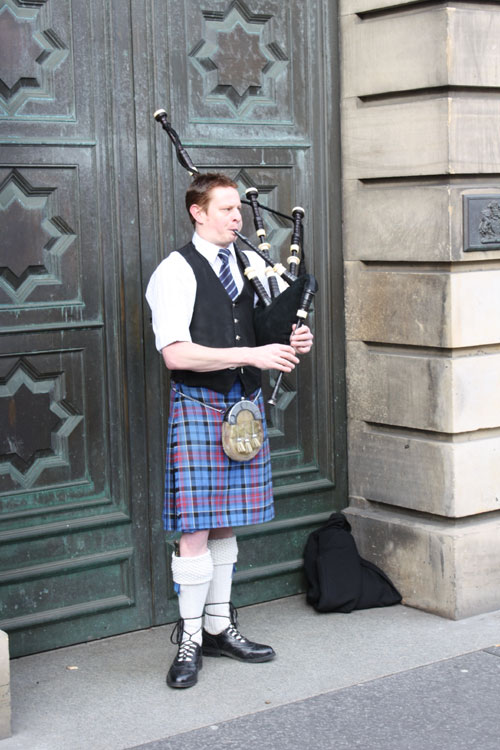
[340,1,500,618]
[0,631,11,739]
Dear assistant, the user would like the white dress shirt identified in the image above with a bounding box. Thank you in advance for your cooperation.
[145,232,283,352]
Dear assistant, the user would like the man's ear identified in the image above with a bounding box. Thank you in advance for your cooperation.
[189,204,204,224]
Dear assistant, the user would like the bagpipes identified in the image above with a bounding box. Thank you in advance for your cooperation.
[153,109,318,406]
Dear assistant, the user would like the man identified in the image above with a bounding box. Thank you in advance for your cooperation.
[146,173,313,689]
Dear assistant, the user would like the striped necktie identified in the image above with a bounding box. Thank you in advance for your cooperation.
[217,247,238,300]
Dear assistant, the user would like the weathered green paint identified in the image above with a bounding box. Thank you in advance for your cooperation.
[0,0,345,657]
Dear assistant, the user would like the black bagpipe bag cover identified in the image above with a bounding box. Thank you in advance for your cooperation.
[253,274,314,346]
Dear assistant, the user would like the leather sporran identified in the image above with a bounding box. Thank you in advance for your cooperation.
[222,399,264,461]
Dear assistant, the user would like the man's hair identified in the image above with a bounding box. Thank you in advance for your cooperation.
[185,173,238,226]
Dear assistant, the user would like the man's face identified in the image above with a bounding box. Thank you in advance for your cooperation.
[190,186,242,247]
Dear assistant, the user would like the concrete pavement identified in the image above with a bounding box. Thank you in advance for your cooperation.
[2,595,500,749]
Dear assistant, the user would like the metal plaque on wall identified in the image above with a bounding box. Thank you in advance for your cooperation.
[463,194,500,251]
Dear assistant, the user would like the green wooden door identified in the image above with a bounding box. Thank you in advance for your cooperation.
[144,0,346,613]
[0,0,157,657]
[0,0,345,658]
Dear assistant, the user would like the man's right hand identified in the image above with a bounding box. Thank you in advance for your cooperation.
[249,343,300,372]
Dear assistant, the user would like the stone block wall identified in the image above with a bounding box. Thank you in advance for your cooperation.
[340,0,500,618]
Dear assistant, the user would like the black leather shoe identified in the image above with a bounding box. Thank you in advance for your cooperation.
[202,624,275,662]
[166,640,202,688]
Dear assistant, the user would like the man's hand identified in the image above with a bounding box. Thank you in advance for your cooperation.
[290,324,313,354]
[249,343,300,372]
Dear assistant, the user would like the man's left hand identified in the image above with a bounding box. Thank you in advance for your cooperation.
[290,324,313,354]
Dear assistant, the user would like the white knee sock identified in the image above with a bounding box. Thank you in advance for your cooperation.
[204,536,238,635]
[171,550,213,646]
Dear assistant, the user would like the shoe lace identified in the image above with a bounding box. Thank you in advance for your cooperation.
[204,601,239,627]
[170,618,201,662]
[225,623,247,642]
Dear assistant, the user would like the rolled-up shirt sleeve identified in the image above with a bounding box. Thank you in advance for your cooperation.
[145,252,196,352]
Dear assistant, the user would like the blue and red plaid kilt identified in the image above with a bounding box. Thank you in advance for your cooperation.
[163,380,274,532]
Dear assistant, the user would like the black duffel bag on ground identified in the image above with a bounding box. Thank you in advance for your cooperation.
[303,512,402,613]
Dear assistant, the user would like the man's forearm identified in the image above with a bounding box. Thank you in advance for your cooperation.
[162,340,300,373]
[162,342,253,372]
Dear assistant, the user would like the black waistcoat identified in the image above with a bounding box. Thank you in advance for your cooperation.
[171,242,261,395]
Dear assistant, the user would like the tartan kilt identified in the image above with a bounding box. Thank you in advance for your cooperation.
[163,380,275,532]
